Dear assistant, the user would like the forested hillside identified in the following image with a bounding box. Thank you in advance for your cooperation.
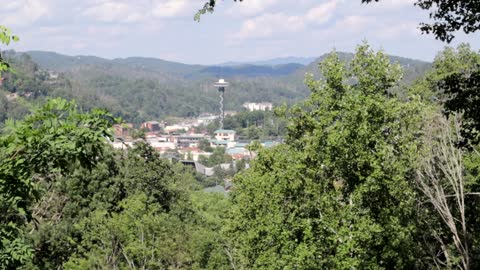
[0,49,430,124]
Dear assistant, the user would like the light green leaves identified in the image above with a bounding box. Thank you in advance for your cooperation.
[0,25,19,74]
[0,26,19,46]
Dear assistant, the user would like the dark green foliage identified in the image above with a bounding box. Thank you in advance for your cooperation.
[0,98,116,269]
[199,147,232,167]
[24,141,231,269]
[413,44,480,145]
[198,138,214,152]
[441,65,480,144]
[464,146,480,269]
[226,44,430,269]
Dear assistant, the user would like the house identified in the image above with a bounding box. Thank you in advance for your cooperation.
[165,124,187,133]
[177,133,209,147]
[210,139,229,148]
[197,113,218,125]
[178,147,212,161]
[149,141,176,153]
[243,102,273,111]
[214,129,236,141]
[141,121,163,132]
[226,147,249,160]
[113,123,133,138]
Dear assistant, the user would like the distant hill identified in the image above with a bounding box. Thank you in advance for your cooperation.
[26,51,110,71]
[26,51,430,83]
[220,56,316,66]
[26,51,305,79]
[199,63,305,77]
[0,50,432,124]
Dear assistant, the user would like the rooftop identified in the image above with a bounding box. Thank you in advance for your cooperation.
[227,148,247,155]
[214,129,236,134]
[210,139,229,145]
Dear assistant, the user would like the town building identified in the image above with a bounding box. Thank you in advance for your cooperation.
[141,121,163,132]
[113,123,134,138]
[214,129,236,141]
[243,102,273,111]
[177,133,209,148]
[178,147,213,161]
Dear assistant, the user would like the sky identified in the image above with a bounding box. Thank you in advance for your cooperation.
[1,0,479,65]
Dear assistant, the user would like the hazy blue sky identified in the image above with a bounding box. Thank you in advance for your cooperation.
[2,0,479,64]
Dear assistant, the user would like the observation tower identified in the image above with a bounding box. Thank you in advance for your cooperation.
[214,78,229,129]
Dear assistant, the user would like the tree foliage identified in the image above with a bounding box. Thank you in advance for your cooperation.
[225,44,434,269]
[0,98,116,269]
[0,26,19,75]
[412,44,480,145]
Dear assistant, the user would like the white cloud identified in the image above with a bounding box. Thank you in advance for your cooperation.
[81,0,198,22]
[388,0,416,7]
[305,0,339,24]
[151,0,190,18]
[231,0,340,41]
[82,1,143,23]
[0,0,50,27]
[334,15,373,31]
[226,0,279,17]
[232,13,305,40]
[377,22,420,39]
[363,0,416,11]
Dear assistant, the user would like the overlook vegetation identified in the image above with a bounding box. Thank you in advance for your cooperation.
[1,20,480,270]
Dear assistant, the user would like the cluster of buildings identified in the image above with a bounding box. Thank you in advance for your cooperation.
[111,119,279,162]
[243,102,273,111]
[110,96,279,192]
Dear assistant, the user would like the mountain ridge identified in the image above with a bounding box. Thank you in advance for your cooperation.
[1,49,432,123]
[24,50,430,77]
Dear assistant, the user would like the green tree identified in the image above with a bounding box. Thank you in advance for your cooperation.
[201,147,232,167]
[225,44,431,269]
[199,138,214,152]
[0,98,116,269]
[0,26,19,76]
[410,44,480,145]
[56,143,231,269]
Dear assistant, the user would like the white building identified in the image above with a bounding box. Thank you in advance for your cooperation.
[214,129,236,141]
[243,102,273,111]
